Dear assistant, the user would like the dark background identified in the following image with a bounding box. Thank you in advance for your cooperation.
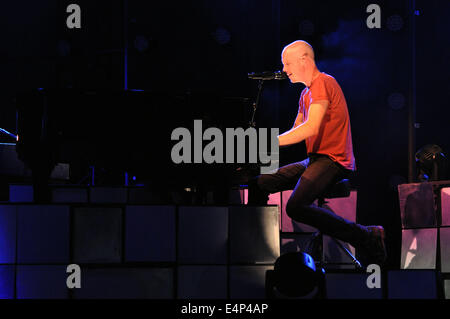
[1,0,449,268]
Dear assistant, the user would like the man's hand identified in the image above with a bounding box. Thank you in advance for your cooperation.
[278,100,328,147]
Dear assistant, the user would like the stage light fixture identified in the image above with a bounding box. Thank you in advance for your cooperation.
[415,144,448,181]
[212,27,231,45]
[388,92,405,110]
[387,14,404,31]
[271,252,324,298]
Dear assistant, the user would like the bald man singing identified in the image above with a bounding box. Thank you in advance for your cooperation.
[248,40,387,266]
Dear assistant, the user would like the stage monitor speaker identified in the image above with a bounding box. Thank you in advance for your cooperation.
[398,183,436,228]
[401,228,437,269]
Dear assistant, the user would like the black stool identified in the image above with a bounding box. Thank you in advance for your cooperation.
[305,179,363,269]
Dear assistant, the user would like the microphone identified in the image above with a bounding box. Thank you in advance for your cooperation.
[248,70,287,80]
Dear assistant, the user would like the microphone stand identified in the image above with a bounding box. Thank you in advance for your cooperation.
[249,79,265,128]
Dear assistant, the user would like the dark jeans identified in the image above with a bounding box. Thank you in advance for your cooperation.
[248,154,368,247]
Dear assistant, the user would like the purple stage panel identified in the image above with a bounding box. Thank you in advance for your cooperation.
[16,265,69,299]
[229,265,273,299]
[73,267,174,299]
[9,185,33,203]
[17,205,70,263]
[0,266,15,299]
[177,266,227,299]
[387,270,440,299]
[125,205,176,262]
[178,206,228,264]
[0,205,16,263]
[325,272,383,299]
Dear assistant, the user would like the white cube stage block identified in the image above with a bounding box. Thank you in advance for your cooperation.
[73,267,174,299]
[16,265,69,299]
[125,205,176,262]
[440,227,450,273]
[325,273,383,299]
[229,206,279,264]
[73,207,122,263]
[401,228,437,269]
[177,266,227,299]
[51,187,88,203]
[89,187,127,203]
[442,188,450,226]
[0,205,16,263]
[178,206,228,264]
[240,189,281,228]
[229,265,273,299]
[398,183,436,228]
[17,205,70,263]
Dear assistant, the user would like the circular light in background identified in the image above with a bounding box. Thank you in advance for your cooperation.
[134,35,149,52]
[386,15,404,31]
[388,92,406,110]
[212,27,231,45]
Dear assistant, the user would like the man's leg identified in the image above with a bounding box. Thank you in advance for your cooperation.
[285,156,386,265]
[247,159,309,205]
[285,156,367,244]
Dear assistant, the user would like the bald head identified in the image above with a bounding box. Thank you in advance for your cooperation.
[282,40,315,61]
[281,40,318,86]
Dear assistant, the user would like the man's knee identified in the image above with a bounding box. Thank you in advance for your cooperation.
[285,196,308,221]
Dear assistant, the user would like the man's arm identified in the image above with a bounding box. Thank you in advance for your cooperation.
[278,100,329,147]
[292,111,303,129]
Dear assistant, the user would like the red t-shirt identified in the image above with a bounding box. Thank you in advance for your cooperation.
[299,72,356,171]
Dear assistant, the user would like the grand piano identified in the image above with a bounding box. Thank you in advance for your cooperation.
[15,88,257,203]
